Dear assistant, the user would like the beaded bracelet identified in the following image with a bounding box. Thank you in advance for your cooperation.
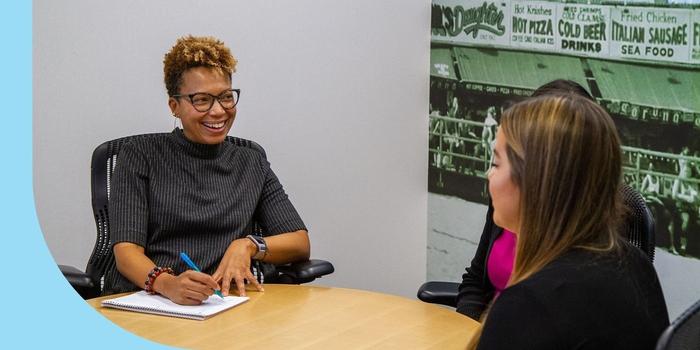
[144,266,174,295]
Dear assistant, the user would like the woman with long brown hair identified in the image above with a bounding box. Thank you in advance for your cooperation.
[456,80,596,321]
[472,94,668,349]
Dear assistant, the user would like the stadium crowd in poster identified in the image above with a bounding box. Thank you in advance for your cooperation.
[429,0,700,258]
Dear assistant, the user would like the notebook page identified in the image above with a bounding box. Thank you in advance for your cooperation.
[102,291,249,319]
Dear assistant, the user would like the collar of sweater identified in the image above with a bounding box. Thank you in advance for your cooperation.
[170,127,226,159]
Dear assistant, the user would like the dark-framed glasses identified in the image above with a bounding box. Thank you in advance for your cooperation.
[173,88,240,113]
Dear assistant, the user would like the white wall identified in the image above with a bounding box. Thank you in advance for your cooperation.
[34,0,430,298]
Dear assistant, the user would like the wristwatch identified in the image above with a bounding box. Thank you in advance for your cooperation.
[246,235,267,260]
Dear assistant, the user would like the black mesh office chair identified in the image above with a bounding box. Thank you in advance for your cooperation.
[656,299,700,350]
[59,134,334,299]
[417,184,656,307]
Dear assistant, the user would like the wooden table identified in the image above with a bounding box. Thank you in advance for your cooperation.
[88,284,479,349]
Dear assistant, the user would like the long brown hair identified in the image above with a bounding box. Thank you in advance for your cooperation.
[501,94,624,285]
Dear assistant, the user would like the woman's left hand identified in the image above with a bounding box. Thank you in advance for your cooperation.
[212,238,264,297]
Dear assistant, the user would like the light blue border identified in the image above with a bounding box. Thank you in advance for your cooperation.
[0,2,166,349]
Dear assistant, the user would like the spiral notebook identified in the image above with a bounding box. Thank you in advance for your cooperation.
[101,291,249,320]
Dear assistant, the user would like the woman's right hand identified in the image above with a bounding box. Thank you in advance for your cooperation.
[112,242,221,305]
[154,270,221,305]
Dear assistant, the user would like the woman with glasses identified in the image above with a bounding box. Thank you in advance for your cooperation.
[103,35,310,305]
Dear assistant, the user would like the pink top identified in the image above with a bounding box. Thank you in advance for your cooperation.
[487,229,517,297]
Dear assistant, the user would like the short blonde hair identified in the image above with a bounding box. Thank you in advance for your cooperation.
[163,35,237,96]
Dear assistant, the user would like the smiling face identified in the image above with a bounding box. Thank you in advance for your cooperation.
[169,66,236,145]
[488,128,521,233]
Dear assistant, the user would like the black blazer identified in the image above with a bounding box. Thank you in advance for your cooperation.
[477,242,669,349]
[456,201,503,320]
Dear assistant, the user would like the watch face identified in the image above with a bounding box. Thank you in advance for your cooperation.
[248,235,267,260]
[251,235,265,247]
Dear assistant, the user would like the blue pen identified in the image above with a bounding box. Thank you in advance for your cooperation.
[180,252,225,299]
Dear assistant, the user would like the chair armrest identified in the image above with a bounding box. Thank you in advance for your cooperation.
[417,281,459,307]
[58,264,100,299]
[275,259,335,284]
[59,264,93,287]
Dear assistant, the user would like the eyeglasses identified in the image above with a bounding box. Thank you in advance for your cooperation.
[173,89,240,113]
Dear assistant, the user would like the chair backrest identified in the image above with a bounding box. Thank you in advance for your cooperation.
[84,133,266,289]
[620,183,656,262]
[656,299,700,350]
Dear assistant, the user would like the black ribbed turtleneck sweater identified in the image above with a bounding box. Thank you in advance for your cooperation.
[103,128,306,295]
